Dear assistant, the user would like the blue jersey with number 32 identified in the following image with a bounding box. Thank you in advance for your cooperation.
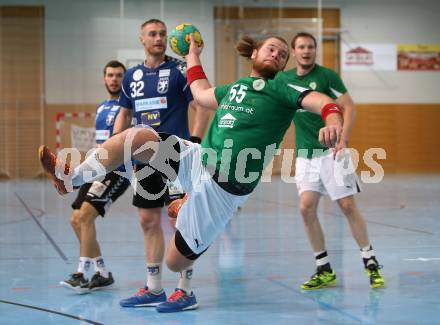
[119,56,193,140]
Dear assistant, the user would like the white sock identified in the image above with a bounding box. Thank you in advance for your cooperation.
[77,257,92,275]
[72,149,107,187]
[146,263,162,293]
[92,256,109,278]
[177,267,193,293]
[360,245,375,259]
[360,244,378,267]
[314,250,330,267]
[361,244,372,252]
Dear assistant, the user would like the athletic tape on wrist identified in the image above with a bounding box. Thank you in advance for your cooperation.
[187,65,207,85]
[321,103,343,121]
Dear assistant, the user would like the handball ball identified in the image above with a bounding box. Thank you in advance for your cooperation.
[168,23,203,56]
[167,194,188,219]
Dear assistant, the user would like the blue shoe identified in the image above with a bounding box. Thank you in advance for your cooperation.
[156,288,198,313]
[119,287,166,307]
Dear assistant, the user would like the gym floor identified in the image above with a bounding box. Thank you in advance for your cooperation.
[1,174,439,324]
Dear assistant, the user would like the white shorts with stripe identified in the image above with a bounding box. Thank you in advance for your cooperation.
[295,150,361,201]
[175,138,249,254]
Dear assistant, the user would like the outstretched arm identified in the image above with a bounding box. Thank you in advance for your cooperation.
[301,91,343,148]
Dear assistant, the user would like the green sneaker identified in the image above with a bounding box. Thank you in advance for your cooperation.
[301,270,337,290]
[366,264,385,288]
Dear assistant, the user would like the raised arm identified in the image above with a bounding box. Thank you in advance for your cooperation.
[185,35,218,110]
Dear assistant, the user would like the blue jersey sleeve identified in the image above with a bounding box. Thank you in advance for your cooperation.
[119,73,133,109]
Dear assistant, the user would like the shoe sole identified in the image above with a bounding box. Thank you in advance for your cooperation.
[156,303,199,313]
[300,279,337,290]
[59,281,90,294]
[38,145,53,173]
[89,283,115,292]
[366,269,386,289]
[120,301,165,308]
[183,303,199,311]
[371,282,386,289]
[38,145,70,194]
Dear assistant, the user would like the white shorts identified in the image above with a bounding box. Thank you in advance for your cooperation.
[295,150,361,201]
[175,138,249,254]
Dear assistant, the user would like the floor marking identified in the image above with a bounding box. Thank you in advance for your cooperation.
[404,257,440,262]
[14,192,70,264]
[0,299,103,325]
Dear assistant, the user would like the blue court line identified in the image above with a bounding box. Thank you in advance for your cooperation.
[14,192,70,264]
[0,299,103,325]
[266,277,366,324]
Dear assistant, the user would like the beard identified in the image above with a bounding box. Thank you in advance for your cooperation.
[105,84,121,97]
[253,60,281,79]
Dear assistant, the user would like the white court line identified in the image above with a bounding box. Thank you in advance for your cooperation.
[404,257,440,262]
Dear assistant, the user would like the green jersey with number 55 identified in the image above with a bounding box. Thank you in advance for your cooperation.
[201,74,307,193]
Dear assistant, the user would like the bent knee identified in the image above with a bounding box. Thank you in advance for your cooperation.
[165,255,181,272]
[70,212,81,228]
[165,252,193,272]
[139,212,162,231]
[300,203,318,219]
[127,128,159,153]
[338,199,357,216]
[77,210,97,225]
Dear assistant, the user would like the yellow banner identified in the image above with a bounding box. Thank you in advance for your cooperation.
[397,44,440,70]
[398,44,440,52]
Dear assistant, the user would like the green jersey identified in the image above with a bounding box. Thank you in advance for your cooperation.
[201,75,305,194]
[283,64,347,158]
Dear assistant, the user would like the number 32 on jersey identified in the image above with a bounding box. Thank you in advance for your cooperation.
[130,81,144,97]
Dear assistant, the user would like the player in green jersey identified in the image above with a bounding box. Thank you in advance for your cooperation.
[284,32,385,289]
[39,34,344,312]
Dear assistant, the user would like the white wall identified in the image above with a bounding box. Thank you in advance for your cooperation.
[214,0,440,103]
[341,0,440,103]
[1,0,439,104]
[1,0,214,104]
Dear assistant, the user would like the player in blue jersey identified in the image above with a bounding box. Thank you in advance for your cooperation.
[60,61,131,293]
[114,19,210,308]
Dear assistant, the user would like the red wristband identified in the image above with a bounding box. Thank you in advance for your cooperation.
[187,65,207,85]
[321,103,343,121]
